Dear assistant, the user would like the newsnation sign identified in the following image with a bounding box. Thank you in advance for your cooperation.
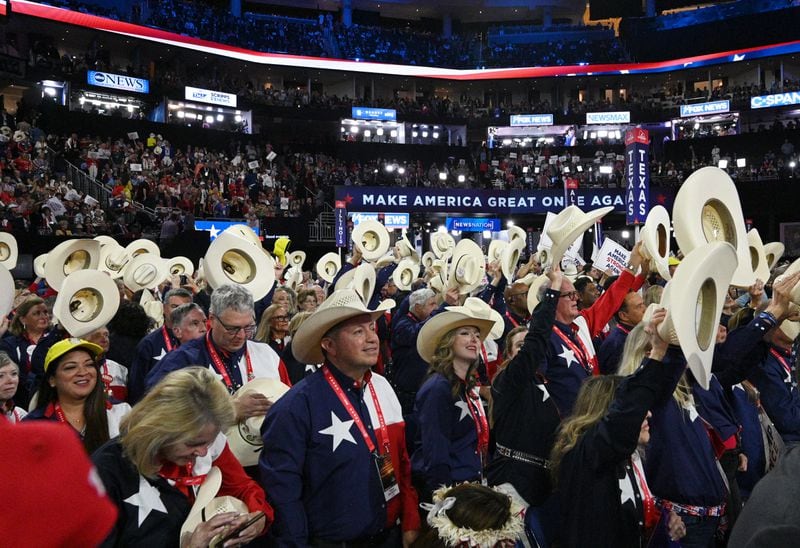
[335,186,673,215]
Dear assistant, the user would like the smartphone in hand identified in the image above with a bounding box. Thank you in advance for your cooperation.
[209,511,264,548]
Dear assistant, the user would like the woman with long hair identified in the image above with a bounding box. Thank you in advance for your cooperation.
[92,366,273,546]
[0,296,51,407]
[24,339,131,453]
[0,352,26,422]
[271,286,297,317]
[254,303,291,354]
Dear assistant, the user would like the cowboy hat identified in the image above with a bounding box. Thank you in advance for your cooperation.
[351,220,390,261]
[507,225,527,244]
[392,258,419,292]
[374,253,397,269]
[501,238,525,283]
[226,379,290,467]
[0,232,18,269]
[124,238,160,258]
[139,289,164,327]
[763,242,785,271]
[272,237,291,266]
[643,241,738,390]
[487,240,507,264]
[97,242,131,279]
[0,264,13,319]
[287,250,306,270]
[526,274,550,313]
[672,167,754,288]
[335,263,376,304]
[92,235,118,248]
[53,269,120,338]
[292,288,395,364]
[545,205,612,270]
[34,254,47,278]
[421,251,436,270]
[780,319,800,342]
[166,256,195,277]
[283,266,304,292]
[123,253,169,292]
[416,304,496,363]
[430,232,455,260]
[747,229,772,284]
[396,232,419,263]
[430,268,448,294]
[205,231,276,301]
[180,467,249,538]
[640,205,672,281]
[44,239,101,292]
[316,252,341,284]
[463,297,504,340]
[448,239,486,295]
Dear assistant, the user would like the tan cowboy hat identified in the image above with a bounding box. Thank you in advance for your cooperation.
[287,250,306,270]
[44,239,101,292]
[166,256,195,277]
[417,304,496,363]
[123,253,169,292]
[180,467,249,538]
[448,239,486,295]
[672,167,754,288]
[53,269,120,338]
[487,240,507,264]
[421,251,436,270]
[763,242,785,271]
[507,225,527,244]
[226,379,291,467]
[204,231,276,301]
[292,288,395,364]
[0,264,13,319]
[124,238,160,258]
[351,219,390,261]
[545,205,612,269]
[526,274,550,313]
[643,241,738,390]
[747,229,771,284]
[0,233,17,270]
[463,297,504,340]
[34,254,47,278]
[392,258,419,291]
[316,252,341,284]
[430,232,455,260]
[640,205,672,281]
[501,238,526,283]
[396,232,419,263]
[97,242,131,279]
[284,266,304,292]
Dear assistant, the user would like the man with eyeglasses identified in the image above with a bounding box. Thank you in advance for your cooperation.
[145,284,291,420]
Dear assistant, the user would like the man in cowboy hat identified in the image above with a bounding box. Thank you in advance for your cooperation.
[145,284,290,420]
[260,288,420,546]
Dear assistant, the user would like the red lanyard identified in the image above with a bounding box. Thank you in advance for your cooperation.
[463,387,490,457]
[162,326,174,353]
[631,456,658,530]
[480,343,490,368]
[53,402,68,424]
[205,332,254,392]
[553,325,596,376]
[616,323,631,335]
[322,365,390,456]
[770,348,792,377]
[158,461,206,501]
[504,311,520,329]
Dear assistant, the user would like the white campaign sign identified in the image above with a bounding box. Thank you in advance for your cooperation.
[594,238,631,275]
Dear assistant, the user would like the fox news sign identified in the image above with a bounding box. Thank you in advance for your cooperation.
[680,100,730,117]
[750,91,800,109]
[87,71,149,94]
[184,86,237,108]
[510,114,554,126]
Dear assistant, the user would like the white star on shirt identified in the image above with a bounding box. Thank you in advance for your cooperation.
[305,364,318,375]
[319,411,356,451]
[124,475,167,527]
[153,348,167,361]
[454,400,470,421]
[558,345,578,368]
[686,403,699,423]
[536,383,550,402]
[209,224,220,239]
[619,469,636,506]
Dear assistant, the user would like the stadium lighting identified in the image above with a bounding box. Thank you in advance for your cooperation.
[205,115,214,123]
[177,111,185,118]
[376,128,384,136]
[718,159,728,169]
[385,164,395,172]
[458,174,466,183]
[736,158,746,168]
[621,230,630,238]
[216,114,224,122]
[390,130,398,138]
[506,220,515,228]
[397,167,405,175]
[350,126,359,133]
[438,172,447,181]
[482,230,492,239]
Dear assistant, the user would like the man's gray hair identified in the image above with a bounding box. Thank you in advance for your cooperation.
[171,302,204,328]
[209,284,254,316]
[537,279,552,303]
[409,288,436,309]
[165,287,193,302]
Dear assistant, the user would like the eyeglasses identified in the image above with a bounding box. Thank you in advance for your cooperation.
[213,316,257,336]
[559,291,580,300]
[272,315,290,322]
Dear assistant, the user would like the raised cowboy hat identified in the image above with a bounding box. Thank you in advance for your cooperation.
[526,274,550,313]
[180,467,249,538]
[351,219,390,261]
[226,379,291,467]
[44,239,101,292]
[123,253,169,292]
[0,264,13,319]
[273,237,291,266]
[287,250,306,270]
[544,205,613,270]
[334,263,376,305]
[641,205,672,281]
[292,288,395,364]
[501,237,526,283]
[672,166,754,288]
[780,318,800,342]
[0,232,17,269]
[447,239,486,295]
[643,241,738,390]
[124,238,160,258]
[430,232,456,260]
[396,232,419,263]
[93,235,118,248]
[283,266,304,292]
[316,252,341,284]
[374,253,397,269]
[205,231,276,301]
[417,303,496,364]
[747,229,772,284]
[507,225,527,245]
[166,256,195,278]
[463,297,504,341]
[487,240,507,264]
[97,242,131,279]
[763,242,785,271]
[775,257,800,305]
[139,289,164,327]
[392,258,419,291]
[33,254,47,278]
[421,251,436,271]
[53,269,120,338]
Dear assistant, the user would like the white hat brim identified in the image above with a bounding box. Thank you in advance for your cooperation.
[98,243,131,279]
[166,256,195,277]
[747,229,771,284]
[547,205,612,270]
[316,252,341,284]
[0,265,13,319]
[487,240,507,264]
[526,274,549,313]
[44,239,101,292]
[501,238,525,283]
[204,231,276,300]
[417,309,496,364]
[763,242,785,271]
[0,232,18,270]
[54,269,120,337]
[226,379,290,466]
[641,205,672,281]
[124,238,161,258]
[430,232,455,259]
[123,253,169,292]
[352,220,390,261]
[393,259,419,291]
[448,239,486,295]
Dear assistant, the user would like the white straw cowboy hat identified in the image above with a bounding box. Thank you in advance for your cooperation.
[335,263,376,305]
[396,232,419,263]
[97,242,131,279]
[640,205,672,281]
[92,235,118,248]
[643,241,738,390]
[763,242,785,271]
[123,253,169,292]
[463,297,504,341]
[34,254,47,278]
[430,232,456,260]
[448,239,486,295]
[226,379,291,467]
[166,256,195,278]
[0,264,13,319]
[180,467,249,538]
[374,253,397,269]
[287,250,306,270]
[124,238,160,258]
[747,229,772,284]
[501,237,526,283]
[44,239,101,292]
[0,232,18,269]
[221,224,262,249]
[487,240,507,264]
[351,219,390,261]
[139,289,164,328]
[507,225,527,244]
[416,303,496,363]
[292,288,395,364]
[543,205,612,269]
[672,166,754,288]
[393,258,419,291]
[284,266,304,292]
[53,269,120,338]
[526,274,550,313]
[776,257,800,305]
[316,252,341,284]
[204,231,276,301]
[421,251,436,271]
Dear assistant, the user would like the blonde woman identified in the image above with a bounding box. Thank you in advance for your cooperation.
[254,304,291,354]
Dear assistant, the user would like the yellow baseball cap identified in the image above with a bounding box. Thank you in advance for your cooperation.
[44,338,103,373]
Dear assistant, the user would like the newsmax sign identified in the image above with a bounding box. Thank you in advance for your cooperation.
[87,71,149,93]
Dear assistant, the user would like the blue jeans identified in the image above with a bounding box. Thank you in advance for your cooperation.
[678,515,720,548]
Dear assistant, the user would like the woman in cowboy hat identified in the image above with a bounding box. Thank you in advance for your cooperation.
[24,338,131,453]
[93,366,272,547]
[410,302,496,502]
